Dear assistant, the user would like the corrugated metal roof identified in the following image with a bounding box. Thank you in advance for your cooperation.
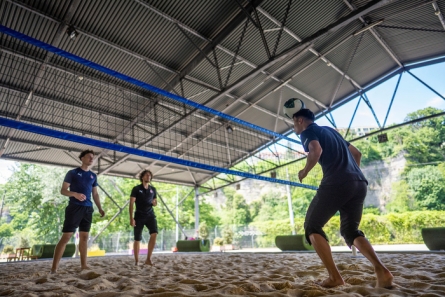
[1,0,445,186]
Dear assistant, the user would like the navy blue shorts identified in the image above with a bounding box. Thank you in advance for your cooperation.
[134,212,158,241]
[62,203,94,233]
[304,180,367,247]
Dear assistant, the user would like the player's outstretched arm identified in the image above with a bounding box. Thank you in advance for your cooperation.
[348,144,362,167]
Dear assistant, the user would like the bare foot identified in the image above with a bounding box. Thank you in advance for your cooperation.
[49,270,57,275]
[318,276,345,288]
[80,266,91,271]
[375,267,394,288]
[144,259,155,267]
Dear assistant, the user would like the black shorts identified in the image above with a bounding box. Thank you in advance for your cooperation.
[62,203,94,233]
[134,212,158,241]
[304,180,367,247]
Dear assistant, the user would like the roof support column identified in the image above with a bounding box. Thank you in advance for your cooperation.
[382,72,402,129]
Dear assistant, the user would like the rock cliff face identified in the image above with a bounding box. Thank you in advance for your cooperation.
[205,154,406,210]
[360,154,406,209]
[236,178,288,204]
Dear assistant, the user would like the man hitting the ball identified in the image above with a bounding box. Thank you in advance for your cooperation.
[291,106,393,288]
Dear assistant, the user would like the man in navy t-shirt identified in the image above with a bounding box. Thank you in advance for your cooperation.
[293,108,393,288]
[129,169,158,266]
[51,149,105,273]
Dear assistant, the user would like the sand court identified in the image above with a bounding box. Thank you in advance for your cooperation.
[1,252,445,296]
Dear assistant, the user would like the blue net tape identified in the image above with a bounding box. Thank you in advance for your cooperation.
[0,24,300,145]
[0,116,316,189]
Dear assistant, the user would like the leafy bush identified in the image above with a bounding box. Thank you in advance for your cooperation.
[2,245,14,254]
[250,211,445,247]
[198,222,209,240]
[213,237,224,246]
[88,244,101,252]
[0,223,13,238]
[222,228,234,244]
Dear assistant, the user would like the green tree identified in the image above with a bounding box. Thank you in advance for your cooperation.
[407,166,445,210]
[0,223,13,238]
[401,107,445,164]
[292,187,315,217]
[385,180,414,213]
[402,127,442,164]
[254,190,288,222]
[221,188,250,226]
[354,139,382,165]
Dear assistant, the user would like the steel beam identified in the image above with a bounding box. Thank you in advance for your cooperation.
[157,192,188,238]
[145,1,394,177]
[344,96,362,139]
[187,167,197,185]
[433,1,445,30]
[0,82,133,123]
[149,46,312,175]
[97,183,122,210]
[329,32,364,107]
[90,201,130,244]
[134,1,333,121]
[407,70,445,101]
[361,93,381,128]
[160,0,265,89]
[224,18,250,88]
[382,72,402,129]
[3,147,49,157]
[342,0,403,67]
[351,111,445,142]
[194,186,199,231]
[6,0,220,93]
[257,7,363,90]
[0,0,81,157]
[272,0,292,57]
[252,5,272,59]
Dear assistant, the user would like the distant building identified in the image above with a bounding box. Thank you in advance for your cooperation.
[337,126,378,137]
[257,151,305,161]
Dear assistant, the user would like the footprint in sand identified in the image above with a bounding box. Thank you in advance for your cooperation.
[79,270,102,280]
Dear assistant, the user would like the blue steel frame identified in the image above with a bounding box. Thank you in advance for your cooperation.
[200,55,445,194]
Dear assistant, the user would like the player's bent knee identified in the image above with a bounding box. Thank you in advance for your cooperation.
[305,224,329,245]
[342,230,365,248]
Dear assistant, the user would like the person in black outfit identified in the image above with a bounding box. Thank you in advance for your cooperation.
[129,169,158,266]
[293,108,393,288]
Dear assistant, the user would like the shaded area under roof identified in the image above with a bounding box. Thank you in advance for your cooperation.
[1,0,445,187]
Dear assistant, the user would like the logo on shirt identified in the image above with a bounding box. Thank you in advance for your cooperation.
[304,139,308,146]
[77,173,82,177]
[150,190,153,194]
[139,190,143,193]
[90,175,93,179]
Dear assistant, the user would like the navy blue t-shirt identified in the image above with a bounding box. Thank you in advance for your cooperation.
[63,168,98,206]
[300,123,367,186]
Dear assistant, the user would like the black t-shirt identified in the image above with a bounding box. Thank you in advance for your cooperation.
[130,184,157,215]
[300,123,367,186]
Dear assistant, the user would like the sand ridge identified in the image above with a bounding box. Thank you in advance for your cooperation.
[1,253,444,296]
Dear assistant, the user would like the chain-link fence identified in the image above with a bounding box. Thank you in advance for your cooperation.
[92,225,275,253]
